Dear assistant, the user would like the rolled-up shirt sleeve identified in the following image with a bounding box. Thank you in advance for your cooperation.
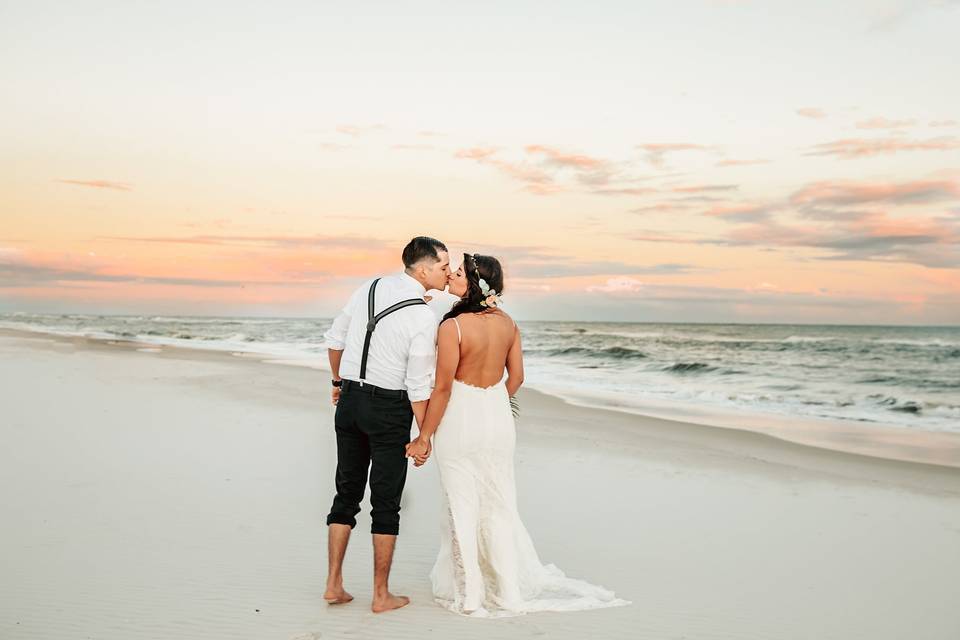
[404,314,439,402]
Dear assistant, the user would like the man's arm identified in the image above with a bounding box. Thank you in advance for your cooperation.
[403,311,439,426]
[406,319,460,465]
[323,284,363,405]
[328,348,344,405]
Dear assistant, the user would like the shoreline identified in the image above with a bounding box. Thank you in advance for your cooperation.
[3,325,959,472]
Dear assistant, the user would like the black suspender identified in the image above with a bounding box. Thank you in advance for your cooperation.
[358,278,428,383]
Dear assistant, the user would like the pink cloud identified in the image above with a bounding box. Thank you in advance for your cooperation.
[630,203,692,214]
[790,179,960,207]
[335,123,387,137]
[806,136,960,158]
[586,277,644,294]
[704,204,774,221]
[56,179,132,191]
[796,107,827,119]
[392,143,436,151]
[524,145,608,170]
[455,147,559,195]
[716,158,770,167]
[455,147,499,161]
[672,184,738,193]
[592,187,657,197]
[929,120,957,128]
[855,117,917,129]
[636,143,712,168]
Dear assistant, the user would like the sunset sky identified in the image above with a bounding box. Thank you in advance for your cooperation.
[2,1,959,324]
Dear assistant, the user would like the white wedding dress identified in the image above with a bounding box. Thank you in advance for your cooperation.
[429,320,630,618]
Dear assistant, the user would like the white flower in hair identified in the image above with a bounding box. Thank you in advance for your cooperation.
[477,277,501,307]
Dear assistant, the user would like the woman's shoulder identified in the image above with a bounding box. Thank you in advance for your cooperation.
[494,309,518,329]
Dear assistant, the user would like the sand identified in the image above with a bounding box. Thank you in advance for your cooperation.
[1,328,959,640]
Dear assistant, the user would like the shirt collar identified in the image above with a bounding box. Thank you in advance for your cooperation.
[399,271,427,296]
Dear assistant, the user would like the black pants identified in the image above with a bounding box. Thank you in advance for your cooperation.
[326,383,413,535]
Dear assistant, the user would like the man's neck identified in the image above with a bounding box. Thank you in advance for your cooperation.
[402,269,428,293]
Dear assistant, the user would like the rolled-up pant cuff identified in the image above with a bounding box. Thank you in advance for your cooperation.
[371,523,399,536]
[327,513,357,529]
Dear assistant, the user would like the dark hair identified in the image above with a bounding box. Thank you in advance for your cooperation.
[443,253,505,321]
[402,236,448,269]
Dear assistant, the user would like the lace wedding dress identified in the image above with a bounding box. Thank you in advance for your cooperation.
[429,376,630,617]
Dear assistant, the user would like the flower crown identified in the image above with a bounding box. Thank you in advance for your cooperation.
[471,253,502,308]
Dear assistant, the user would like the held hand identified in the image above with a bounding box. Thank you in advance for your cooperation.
[405,437,431,467]
[413,439,431,467]
[331,387,341,406]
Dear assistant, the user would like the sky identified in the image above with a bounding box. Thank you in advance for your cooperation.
[2,0,959,324]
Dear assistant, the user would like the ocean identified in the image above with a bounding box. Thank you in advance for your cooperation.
[2,312,958,435]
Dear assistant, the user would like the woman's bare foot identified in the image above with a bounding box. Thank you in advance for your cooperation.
[323,586,354,605]
[371,592,410,613]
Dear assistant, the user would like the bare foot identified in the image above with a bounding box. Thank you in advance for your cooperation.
[371,593,410,613]
[323,587,354,605]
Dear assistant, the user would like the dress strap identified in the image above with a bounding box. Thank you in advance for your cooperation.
[452,317,461,344]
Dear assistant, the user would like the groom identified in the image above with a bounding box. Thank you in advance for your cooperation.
[322,236,450,613]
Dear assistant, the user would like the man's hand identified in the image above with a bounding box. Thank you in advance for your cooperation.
[331,386,341,406]
[405,437,431,467]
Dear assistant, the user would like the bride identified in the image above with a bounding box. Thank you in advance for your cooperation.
[405,253,629,617]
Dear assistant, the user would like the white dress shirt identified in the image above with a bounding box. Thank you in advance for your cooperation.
[426,289,461,322]
[323,272,438,402]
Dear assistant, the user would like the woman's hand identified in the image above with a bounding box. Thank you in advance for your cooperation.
[405,437,432,467]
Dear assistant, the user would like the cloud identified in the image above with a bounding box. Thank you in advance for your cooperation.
[98,233,390,250]
[716,158,770,167]
[796,107,827,119]
[673,195,725,203]
[630,203,693,215]
[0,255,330,289]
[929,119,958,127]
[392,143,436,151]
[636,143,712,168]
[524,145,608,171]
[806,136,960,158]
[725,212,960,268]
[455,147,499,161]
[856,117,917,129]
[524,144,615,186]
[623,176,960,268]
[704,203,776,222]
[790,179,960,207]
[586,277,644,293]
[455,145,638,196]
[56,179,132,191]
[318,142,348,151]
[454,147,556,195]
[456,242,699,278]
[867,0,960,32]
[671,184,739,193]
[592,187,657,197]
[335,123,387,137]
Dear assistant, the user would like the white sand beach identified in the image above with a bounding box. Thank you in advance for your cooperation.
[1,328,959,640]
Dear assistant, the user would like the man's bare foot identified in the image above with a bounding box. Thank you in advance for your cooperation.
[323,587,354,605]
[371,593,410,613]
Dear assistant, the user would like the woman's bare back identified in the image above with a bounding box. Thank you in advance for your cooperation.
[450,310,519,388]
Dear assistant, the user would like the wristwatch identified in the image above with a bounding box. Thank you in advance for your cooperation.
[331,379,343,388]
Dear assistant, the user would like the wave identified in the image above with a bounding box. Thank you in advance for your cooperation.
[530,346,649,360]
[662,362,718,374]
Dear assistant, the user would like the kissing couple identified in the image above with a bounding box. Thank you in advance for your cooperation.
[322,236,629,617]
